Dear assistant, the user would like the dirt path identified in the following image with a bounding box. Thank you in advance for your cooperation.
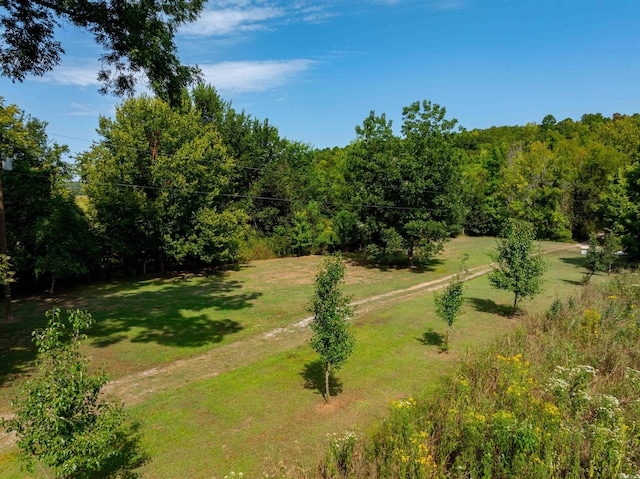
[103,264,493,406]
[0,244,577,451]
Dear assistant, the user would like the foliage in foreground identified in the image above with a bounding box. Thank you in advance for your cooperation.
[2,308,146,478]
[316,271,640,478]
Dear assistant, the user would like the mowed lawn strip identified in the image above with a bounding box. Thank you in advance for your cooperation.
[131,249,587,478]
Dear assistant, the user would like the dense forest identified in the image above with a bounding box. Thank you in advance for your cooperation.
[1,88,639,293]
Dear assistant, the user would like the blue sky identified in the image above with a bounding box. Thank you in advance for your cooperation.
[1,0,638,159]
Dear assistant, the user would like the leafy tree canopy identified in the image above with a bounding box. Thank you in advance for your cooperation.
[489,220,547,314]
[79,91,248,272]
[0,96,94,291]
[346,100,465,267]
[0,0,204,104]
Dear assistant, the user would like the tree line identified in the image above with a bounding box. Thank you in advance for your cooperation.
[1,90,639,293]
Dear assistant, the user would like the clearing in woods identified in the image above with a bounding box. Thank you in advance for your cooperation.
[0,238,587,477]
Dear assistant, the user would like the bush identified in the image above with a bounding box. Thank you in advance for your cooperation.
[2,308,146,478]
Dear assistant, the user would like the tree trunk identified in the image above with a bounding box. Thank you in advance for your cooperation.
[325,363,330,402]
[512,293,519,315]
[408,246,414,269]
[445,326,451,351]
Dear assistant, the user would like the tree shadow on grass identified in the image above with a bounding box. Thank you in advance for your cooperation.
[559,256,586,268]
[300,360,343,398]
[86,276,259,349]
[344,253,444,274]
[98,420,150,479]
[468,297,514,317]
[0,322,39,387]
[0,271,259,386]
[417,328,445,347]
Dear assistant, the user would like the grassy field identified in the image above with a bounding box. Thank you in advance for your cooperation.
[0,237,588,477]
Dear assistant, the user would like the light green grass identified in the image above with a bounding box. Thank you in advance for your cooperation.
[0,237,508,400]
[0,240,588,478]
[126,249,586,478]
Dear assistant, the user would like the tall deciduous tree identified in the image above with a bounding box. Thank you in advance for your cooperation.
[2,308,145,477]
[346,100,464,267]
[0,0,203,104]
[601,162,640,258]
[489,221,547,314]
[1,97,93,292]
[79,93,248,273]
[309,255,354,401]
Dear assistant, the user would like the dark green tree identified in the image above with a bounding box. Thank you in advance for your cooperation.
[79,93,248,273]
[346,100,465,267]
[489,221,547,314]
[2,308,146,477]
[309,255,355,401]
[0,0,203,104]
[1,97,93,291]
[601,232,621,273]
[34,193,97,294]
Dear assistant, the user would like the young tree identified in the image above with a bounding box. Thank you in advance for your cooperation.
[309,255,355,400]
[2,308,145,478]
[601,232,621,274]
[435,256,468,351]
[489,221,547,314]
[584,233,604,283]
[584,232,621,283]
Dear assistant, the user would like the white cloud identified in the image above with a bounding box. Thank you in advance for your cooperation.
[200,59,315,93]
[69,102,102,116]
[30,56,315,95]
[181,1,336,37]
[33,62,99,87]
[185,6,285,36]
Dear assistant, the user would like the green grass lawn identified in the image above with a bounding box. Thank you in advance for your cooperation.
[0,237,508,399]
[0,239,589,477]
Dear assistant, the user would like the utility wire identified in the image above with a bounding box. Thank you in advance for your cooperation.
[76,179,451,212]
[41,133,456,199]
[7,167,454,212]
[44,132,454,196]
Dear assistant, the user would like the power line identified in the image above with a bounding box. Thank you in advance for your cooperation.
[7,167,454,212]
[80,179,450,212]
[44,132,454,196]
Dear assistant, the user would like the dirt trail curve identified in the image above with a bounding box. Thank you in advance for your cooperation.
[0,244,576,451]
